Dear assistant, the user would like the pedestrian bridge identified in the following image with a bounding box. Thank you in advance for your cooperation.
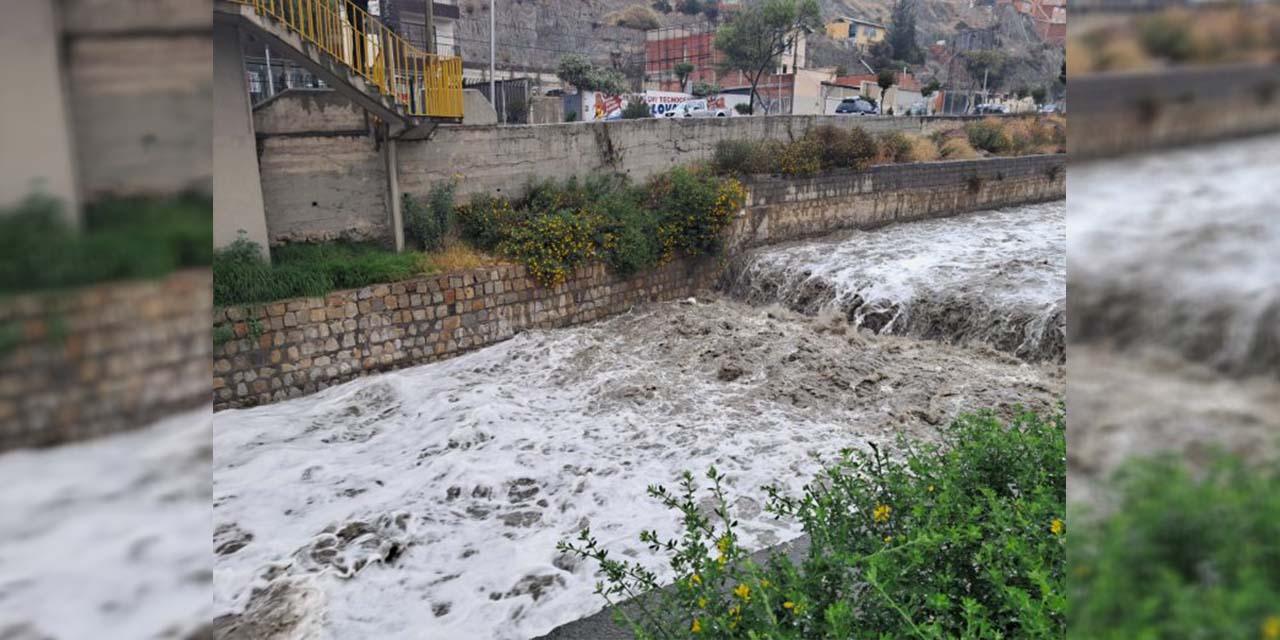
[217,0,463,130]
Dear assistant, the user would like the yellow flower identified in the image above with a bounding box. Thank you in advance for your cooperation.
[760,579,770,588]
[690,618,702,634]
[717,536,731,554]
[689,573,701,586]
[697,597,707,609]
[1263,615,1280,640]
[729,605,741,617]
[873,504,892,523]
[1051,518,1064,536]
[884,536,893,543]
[783,601,795,610]
[733,583,751,600]
[927,485,935,493]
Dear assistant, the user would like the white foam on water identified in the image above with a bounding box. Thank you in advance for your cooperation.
[726,201,1065,360]
[213,300,1062,640]
[1068,134,1280,375]
[0,409,213,639]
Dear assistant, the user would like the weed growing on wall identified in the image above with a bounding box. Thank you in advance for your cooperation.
[212,236,428,306]
[1070,453,1280,638]
[560,408,1066,639]
[404,181,456,252]
[0,194,212,294]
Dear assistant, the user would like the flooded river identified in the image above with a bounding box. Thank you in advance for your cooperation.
[1067,134,1280,504]
[211,201,1066,639]
[725,201,1065,362]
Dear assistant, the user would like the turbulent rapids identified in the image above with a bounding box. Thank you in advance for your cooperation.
[1069,134,1280,378]
[1067,134,1280,505]
[723,201,1066,363]
[212,300,1062,640]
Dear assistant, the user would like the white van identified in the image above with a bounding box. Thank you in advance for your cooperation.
[663,99,730,118]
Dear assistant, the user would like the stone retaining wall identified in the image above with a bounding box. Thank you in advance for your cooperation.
[1068,63,1280,159]
[212,154,1065,411]
[0,270,212,450]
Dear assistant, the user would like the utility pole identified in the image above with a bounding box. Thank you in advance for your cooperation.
[264,44,275,98]
[489,0,497,122]
[424,0,435,53]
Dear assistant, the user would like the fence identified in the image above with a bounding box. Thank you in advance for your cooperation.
[465,77,533,124]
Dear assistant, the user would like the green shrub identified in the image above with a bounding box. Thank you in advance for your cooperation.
[967,118,1013,154]
[807,125,878,171]
[404,182,456,251]
[621,99,653,119]
[776,136,823,176]
[734,103,753,115]
[1070,453,1280,638]
[213,237,425,306]
[561,408,1066,638]
[456,193,520,252]
[711,140,771,176]
[649,166,746,259]
[0,193,212,294]
[499,208,601,286]
[879,130,915,163]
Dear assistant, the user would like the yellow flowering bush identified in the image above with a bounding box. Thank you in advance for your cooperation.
[478,168,745,287]
[561,409,1066,638]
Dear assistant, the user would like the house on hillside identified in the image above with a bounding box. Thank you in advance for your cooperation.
[823,17,887,50]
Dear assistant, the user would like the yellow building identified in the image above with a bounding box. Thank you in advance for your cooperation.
[824,17,887,47]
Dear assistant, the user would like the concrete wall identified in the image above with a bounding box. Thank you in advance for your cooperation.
[257,135,391,245]
[0,270,212,450]
[1069,63,1280,159]
[398,115,998,200]
[214,21,270,252]
[213,154,1065,410]
[252,91,1029,244]
[0,1,81,218]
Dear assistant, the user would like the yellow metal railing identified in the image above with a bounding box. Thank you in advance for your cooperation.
[231,0,463,119]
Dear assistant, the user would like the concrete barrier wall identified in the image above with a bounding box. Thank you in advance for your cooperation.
[64,0,213,200]
[1068,63,1280,159]
[253,98,1028,245]
[397,115,1005,199]
[0,270,212,450]
[213,154,1065,410]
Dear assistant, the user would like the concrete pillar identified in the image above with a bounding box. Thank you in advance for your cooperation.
[0,0,80,222]
[213,20,270,258]
[384,133,405,252]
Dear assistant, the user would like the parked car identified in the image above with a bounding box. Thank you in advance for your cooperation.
[905,101,929,116]
[663,99,729,118]
[1038,103,1058,114]
[835,97,878,115]
[975,103,1009,115]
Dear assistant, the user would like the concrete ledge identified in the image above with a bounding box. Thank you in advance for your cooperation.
[1068,63,1280,159]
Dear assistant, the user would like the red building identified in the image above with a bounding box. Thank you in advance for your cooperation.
[644,25,723,92]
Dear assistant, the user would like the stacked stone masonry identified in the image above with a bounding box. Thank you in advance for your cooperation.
[0,270,212,450]
[214,154,1065,411]
[1068,63,1280,159]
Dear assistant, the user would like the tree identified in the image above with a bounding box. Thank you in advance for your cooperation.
[877,69,896,113]
[557,54,629,95]
[962,50,1009,98]
[887,0,923,65]
[834,64,848,77]
[922,78,941,97]
[714,0,821,114]
[1030,86,1047,106]
[674,62,696,92]
[678,0,703,15]
[691,80,722,97]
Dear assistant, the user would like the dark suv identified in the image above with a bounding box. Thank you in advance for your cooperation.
[835,98,878,115]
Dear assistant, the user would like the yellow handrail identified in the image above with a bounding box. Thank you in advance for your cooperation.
[231,0,463,119]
